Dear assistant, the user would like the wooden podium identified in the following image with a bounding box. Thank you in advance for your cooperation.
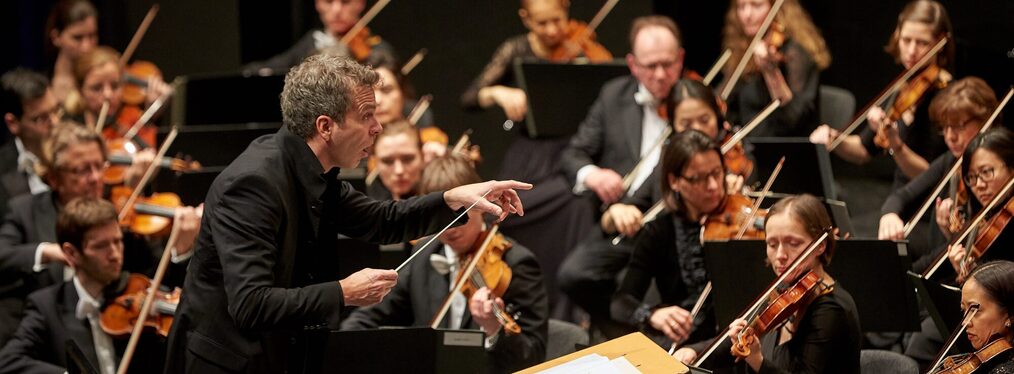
[517,333,689,373]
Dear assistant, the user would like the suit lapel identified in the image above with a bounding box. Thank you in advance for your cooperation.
[622,82,645,163]
[0,169,28,197]
[59,282,101,370]
[425,252,452,328]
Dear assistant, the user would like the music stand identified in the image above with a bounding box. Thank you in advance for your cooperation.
[746,138,837,199]
[908,272,963,339]
[321,327,486,373]
[704,239,921,332]
[514,59,629,138]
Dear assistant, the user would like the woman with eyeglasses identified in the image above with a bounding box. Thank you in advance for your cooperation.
[932,260,1014,374]
[609,130,726,347]
[718,0,830,138]
[874,77,998,270]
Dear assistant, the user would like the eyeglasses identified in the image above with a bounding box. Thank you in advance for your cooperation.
[22,108,60,126]
[632,58,679,72]
[938,119,976,135]
[60,161,108,178]
[681,168,724,185]
[965,166,997,186]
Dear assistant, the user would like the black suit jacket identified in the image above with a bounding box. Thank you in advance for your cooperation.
[164,127,460,374]
[242,29,397,75]
[0,279,165,374]
[341,235,548,373]
[560,76,647,189]
[0,141,30,216]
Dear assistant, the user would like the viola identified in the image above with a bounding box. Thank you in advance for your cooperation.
[110,186,182,237]
[121,60,161,107]
[931,338,1014,374]
[343,26,381,61]
[732,270,833,358]
[103,138,201,185]
[723,138,754,178]
[548,20,613,62]
[873,63,948,150]
[100,273,180,338]
[962,192,1014,276]
[702,194,766,240]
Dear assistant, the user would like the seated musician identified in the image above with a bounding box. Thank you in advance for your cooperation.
[875,77,998,269]
[244,0,395,74]
[559,79,730,338]
[365,52,448,162]
[609,130,725,347]
[674,194,862,374]
[367,120,424,201]
[0,122,199,347]
[46,0,99,103]
[0,197,169,373]
[935,260,1014,373]
[62,46,171,149]
[341,154,548,373]
[1,69,59,214]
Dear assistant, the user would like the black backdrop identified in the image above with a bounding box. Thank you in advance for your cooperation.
[3,0,1012,178]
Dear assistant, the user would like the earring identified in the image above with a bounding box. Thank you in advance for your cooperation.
[1006,320,1011,328]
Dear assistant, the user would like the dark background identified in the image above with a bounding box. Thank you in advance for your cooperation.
[2,0,1012,178]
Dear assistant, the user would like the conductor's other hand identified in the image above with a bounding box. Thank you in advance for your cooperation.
[339,268,398,306]
[444,180,533,222]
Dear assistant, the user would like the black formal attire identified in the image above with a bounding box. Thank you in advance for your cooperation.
[0,191,174,348]
[461,35,596,314]
[859,85,947,189]
[610,210,717,346]
[242,29,396,75]
[341,235,548,373]
[0,141,32,216]
[880,152,954,272]
[0,274,167,374]
[163,126,460,374]
[690,287,862,374]
[722,39,821,138]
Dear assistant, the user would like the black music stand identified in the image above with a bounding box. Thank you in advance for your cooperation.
[908,272,963,339]
[743,192,856,239]
[704,239,920,332]
[746,138,838,199]
[170,72,284,126]
[320,327,486,373]
[514,59,629,138]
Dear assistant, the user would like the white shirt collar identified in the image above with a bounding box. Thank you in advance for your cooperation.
[14,137,40,173]
[73,276,104,320]
[634,84,658,107]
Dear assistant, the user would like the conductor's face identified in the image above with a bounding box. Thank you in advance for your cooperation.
[328,85,382,169]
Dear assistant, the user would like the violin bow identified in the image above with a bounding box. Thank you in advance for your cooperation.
[693,230,830,366]
[720,99,780,154]
[828,38,947,151]
[116,126,179,223]
[95,100,110,132]
[719,0,785,101]
[611,201,665,245]
[621,126,673,191]
[902,87,1012,236]
[578,0,620,42]
[735,156,784,238]
[122,86,174,145]
[429,224,500,328]
[703,50,732,87]
[395,189,493,273]
[669,281,713,355]
[451,129,474,155]
[927,304,979,374]
[119,4,160,68]
[340,0,391,46]
[923,174,1014,279]
[401,48,428,76]
[115,210,183,374]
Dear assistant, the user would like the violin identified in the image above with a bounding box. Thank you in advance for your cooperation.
[100,273,180,338]
[343,26,382,61]
[548,20,613,62]
[731,270,834,359]
[722,138,754,178]
[103,138,201,185]
[932,339,1014,374]
[961,192,1014,275]
[110,186,182,237]
[702,194,766,240]
[873,63,948,150]
[948,176,970,235]
[432,225,521,335]
[121,60,161,107]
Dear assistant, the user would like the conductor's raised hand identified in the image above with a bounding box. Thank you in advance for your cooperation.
[444,180,533,222]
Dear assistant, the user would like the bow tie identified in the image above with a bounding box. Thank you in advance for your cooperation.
[430,253,458,275]
[76,298,101,320]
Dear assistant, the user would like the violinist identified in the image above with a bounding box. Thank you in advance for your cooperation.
[1,69,59,214]
[876,78,998,264]
[932,260,1014,374]
[366,52,448,162]
[0,122,199,347]
[675,194,862,374]
[0,197,169,374]
[609,130,725,348]
[718,0,831,137]
[342,154,548,374]
[63,46,171,150]
[367,120,424,201]
[45,0,99,104]
[811,0,952,189]
[243,0,395,75]
[559,79,730,337]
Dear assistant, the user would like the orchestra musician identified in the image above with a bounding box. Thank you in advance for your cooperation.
[718,0,831,138]
[0,197,168,374]
[163,54,530,374]
[811,0,952,189]
[45,0,99,104]
[365,52,446,162]
[675,194,862,374]
[367,120,424,201]
[0,122,199,349]
[941,260,1014,373]
[342,154,549,373]
[1,69,59,215]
